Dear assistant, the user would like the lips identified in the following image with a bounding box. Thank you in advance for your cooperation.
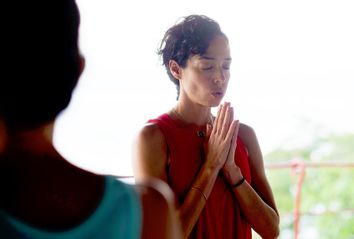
[211,91,224,97]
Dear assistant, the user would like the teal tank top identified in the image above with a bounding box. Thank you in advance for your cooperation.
[0,176,141,239]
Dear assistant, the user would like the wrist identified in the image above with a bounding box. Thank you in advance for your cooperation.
[231,176,245,188]
[223,162,237,171]
[201,162,221,180]
[222,164,243,185]
[205,157,224,171]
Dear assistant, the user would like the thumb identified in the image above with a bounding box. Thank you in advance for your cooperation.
[205,123,212,139]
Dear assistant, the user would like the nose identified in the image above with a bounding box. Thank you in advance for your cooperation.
[213,67,226,84]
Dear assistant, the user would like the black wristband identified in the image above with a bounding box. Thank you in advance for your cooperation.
[232,177,245,188]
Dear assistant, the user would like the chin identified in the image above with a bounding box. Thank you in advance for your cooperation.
[208,99,223,107]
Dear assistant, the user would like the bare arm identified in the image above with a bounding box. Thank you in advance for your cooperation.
[223,123,280,239]
[133,104,236,238]
[133,123,213,238]
[135,178,182,239]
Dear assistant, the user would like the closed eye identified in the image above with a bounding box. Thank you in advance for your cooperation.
[202,66,213,70]
[223,63,231,70]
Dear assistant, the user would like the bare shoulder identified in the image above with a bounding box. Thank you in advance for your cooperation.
[137,122,165,144]
[134,122,168,156]
[136,178,182,239]
[134,122,167,163]
[238,123,264,173]
[133,122,169,182]
[238,123,259,149]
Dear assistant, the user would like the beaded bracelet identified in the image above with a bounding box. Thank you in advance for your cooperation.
[191,186,207,201]
[232,176,245,188]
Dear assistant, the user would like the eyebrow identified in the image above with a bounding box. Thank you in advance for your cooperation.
[199,56,232,61]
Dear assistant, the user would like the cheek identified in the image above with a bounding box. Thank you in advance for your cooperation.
[222,68,230,78]
[195,75,212,90]
[225,70,231,78]
[223,71,231,85]
[188,79,204,93]
[226,73,231,83]
[183,77,208,98]
[185,71,207,87]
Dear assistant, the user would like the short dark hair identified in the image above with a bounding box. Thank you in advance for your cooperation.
[158,15,227,99]
[0,0,81,130]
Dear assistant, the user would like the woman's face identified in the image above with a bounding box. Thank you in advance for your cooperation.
[179,35,231,107]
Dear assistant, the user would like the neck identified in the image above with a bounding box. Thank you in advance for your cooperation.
[6,122,55,154]
[171,102,213,126]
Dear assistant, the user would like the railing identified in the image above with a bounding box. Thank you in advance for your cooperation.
[265,160,354,239]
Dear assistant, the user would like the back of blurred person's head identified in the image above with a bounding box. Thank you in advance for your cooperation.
[0,0,81,131]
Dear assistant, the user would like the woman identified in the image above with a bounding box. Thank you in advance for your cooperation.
[133,15,279,239]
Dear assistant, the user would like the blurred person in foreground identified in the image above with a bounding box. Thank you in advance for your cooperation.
[0,1,181,238]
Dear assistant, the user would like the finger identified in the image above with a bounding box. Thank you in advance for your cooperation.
[205,123,212,140]
[230,120,240,151]
[234,119,240,138]
[227,121,239,165]
[230,107,234,121]
[217,102,229,135]
[224,120,238,145]
[213,104,223,132]
[220,105,233,138]
[226,106,234,132]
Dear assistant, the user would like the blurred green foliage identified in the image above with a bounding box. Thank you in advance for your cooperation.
[257,134,354,239]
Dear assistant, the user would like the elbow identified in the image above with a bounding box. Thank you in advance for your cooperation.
[270,225,280,239]
[269,215,280,239]
[274,213,280,238]
[268,210,280,238]
[258,216,280,239]
[265,220,280,239]
[261,227,279,239]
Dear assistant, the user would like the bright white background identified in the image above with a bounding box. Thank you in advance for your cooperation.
[54,0,354,176]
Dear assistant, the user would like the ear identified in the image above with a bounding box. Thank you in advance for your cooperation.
[168,60,182,80]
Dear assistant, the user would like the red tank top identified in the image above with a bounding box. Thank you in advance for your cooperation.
[149,114,252,239]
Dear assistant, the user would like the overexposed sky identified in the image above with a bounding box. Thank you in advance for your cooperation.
[54,0,354,176]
